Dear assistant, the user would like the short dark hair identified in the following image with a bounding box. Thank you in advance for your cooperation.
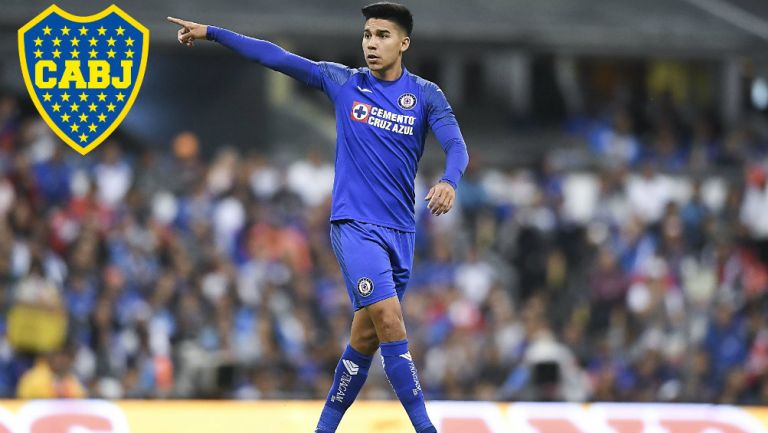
[361,2,413,36]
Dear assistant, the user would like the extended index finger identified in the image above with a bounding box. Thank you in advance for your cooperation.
[167,17,191,28]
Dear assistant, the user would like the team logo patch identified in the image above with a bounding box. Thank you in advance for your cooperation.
[357,277,374,297]
[350,101,371,123]
[18,5,149,155]
[398,93,417,110]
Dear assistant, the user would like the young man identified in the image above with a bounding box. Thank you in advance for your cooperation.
[168,3,468,432]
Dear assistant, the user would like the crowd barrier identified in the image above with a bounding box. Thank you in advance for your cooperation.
[0,400,766,433]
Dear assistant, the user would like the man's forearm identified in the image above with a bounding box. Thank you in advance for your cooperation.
[206,26,320,88]
[434,123,469,190]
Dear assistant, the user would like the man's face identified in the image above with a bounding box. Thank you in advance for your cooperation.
[362,18,409,73]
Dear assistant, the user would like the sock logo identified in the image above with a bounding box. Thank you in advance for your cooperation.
[403,352,423,396]
[333,371,352,403]
[342,359,359,376]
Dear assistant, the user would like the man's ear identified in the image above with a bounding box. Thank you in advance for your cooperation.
[400,36,410,54]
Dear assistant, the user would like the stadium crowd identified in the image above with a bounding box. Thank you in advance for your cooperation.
[0,89,768,404]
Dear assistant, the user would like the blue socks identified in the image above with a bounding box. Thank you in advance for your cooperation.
[315,344,373,433]
[380,339,436,433]
[316,340,436,433]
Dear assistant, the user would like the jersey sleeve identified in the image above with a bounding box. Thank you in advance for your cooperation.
[424,82,469,190]
[206,27,355,100]
[424,82,457,131]
[316,62,356,101]
[206,26,322,89]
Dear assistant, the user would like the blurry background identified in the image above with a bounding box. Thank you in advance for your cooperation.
[0,0,767,404]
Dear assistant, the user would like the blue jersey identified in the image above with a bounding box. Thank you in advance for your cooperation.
[207,27,469,232]
[315,63,459,231]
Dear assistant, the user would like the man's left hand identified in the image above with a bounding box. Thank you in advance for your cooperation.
[425,181,455,216]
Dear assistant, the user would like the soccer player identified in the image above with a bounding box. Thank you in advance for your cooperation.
[168,3,468,432]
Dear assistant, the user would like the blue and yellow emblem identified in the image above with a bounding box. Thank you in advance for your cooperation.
[18,5,149,155]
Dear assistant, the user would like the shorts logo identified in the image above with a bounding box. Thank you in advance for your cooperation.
[18,4,149,155]
[398,93,417,110]
[350,101,371,122]
[357,277,373,297]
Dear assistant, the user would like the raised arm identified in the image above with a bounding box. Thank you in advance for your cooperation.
[167,17,321,89]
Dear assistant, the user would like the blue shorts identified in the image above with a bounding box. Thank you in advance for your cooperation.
[330,219,415,311]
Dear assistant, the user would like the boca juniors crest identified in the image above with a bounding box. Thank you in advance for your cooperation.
[18,5,149,155]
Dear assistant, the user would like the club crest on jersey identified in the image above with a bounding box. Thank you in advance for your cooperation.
[18,4,149,155]
[398,93,417,110]
[357,277,374,297]
[350,101,371,123]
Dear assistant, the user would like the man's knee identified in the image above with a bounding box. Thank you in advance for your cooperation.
[368,300,406,342]
[351,326,379,354]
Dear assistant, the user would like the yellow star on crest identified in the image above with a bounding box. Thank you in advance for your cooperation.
[116,93,125,102]
[79,113,88,122]
[89,49,98,59]
[61,92,70,102]
[52,103,61,112]
[97,26,106,36]
[60,113,70,122]
[33,49,43,59]
[79,133,88,142]
[52,49,61,58]
[107,37,116,47]
[61,26,70,36]
[70,49,79,59]
[88,123,98,132]
[70,103,79,112]
[107,49,116,59]
[116,26,125,36]
[79,26,88,36]
[125,49,134,59]
[52,37,61,46]
[89,37,98,47]
[70,37,79,46]
[42,93,52,102]
[98,113,107,122]
[42,26,52,35]
[70,123,79,132]
[79,92,88,102]
[97,93,107,102]
[88,103,98,112]
[125,37,134,47]
[107,103,116,112]
[34,37,43,46]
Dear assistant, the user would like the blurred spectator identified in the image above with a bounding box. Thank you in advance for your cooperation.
[589,110,640,167]
[626,162,672,224]
[704,296,748,386]
[16,349,86,399]
[7,259,67,355]
[286,150,334,207]
[499,298,589,401]
[31,146,71,209]
[93,141,133,208]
